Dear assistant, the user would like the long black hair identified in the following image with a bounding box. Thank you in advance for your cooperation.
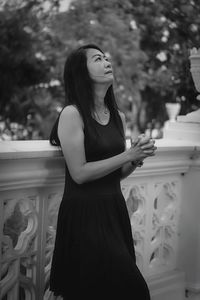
[49,44,124,146]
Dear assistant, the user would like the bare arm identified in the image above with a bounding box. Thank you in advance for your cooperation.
[58,106,140,184]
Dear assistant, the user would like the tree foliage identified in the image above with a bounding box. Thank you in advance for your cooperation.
[0,0,63,138]
[1,0,200,139]
[131,0,200,122]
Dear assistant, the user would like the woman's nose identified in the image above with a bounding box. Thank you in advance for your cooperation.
[104,60,111,68]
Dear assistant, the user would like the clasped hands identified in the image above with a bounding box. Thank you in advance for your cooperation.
[130,134,157,167]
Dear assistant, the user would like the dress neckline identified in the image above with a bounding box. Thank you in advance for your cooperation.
[92,111,111,127]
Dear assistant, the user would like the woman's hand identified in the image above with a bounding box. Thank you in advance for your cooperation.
[127,134,157,163]
[137,134,156,154]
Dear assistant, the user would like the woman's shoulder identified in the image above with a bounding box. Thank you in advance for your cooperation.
[60,104,79,116]
[59,105,84,128]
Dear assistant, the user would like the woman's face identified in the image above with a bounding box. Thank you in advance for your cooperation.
[86,48,113,85]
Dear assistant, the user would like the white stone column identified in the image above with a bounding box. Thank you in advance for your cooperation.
[163,113,200,300]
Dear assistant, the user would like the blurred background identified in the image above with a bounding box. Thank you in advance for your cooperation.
[0,0,200,141]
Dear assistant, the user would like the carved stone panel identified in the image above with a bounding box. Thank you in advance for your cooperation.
[122,177,181,277]
[0,191,39,300]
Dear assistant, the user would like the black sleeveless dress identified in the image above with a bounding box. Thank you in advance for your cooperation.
[50,110,151,300]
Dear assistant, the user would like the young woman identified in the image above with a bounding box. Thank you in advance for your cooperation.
[49,44,156,299]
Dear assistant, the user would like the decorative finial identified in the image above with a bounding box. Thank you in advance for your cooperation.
[190,47,200,55]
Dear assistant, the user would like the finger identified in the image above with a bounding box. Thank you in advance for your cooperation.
[144,151,156,157]
[149,139,156,146]
[143,149,155,154]
[140,142,155,150]
[138,136,151,146]
[150,139,156,143]
[149,152,156,156]
[143,151,155,156]
[150,146,157,151]
[144,146,157,152]
[131,137,140,146]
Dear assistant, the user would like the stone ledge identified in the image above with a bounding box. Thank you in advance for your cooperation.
[0,140,62,160]
[0,139,197,160]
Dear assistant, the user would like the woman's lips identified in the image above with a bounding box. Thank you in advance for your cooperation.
[105,70,113,74]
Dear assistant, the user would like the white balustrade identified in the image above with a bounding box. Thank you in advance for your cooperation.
[0,138,199,300]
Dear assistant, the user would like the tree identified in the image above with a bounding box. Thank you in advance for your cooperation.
[0,0,63,138]
[130,0,200,125]
[1,0,200,139]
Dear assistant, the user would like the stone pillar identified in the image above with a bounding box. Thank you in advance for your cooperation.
[163,106,200,300]
[162,46,200,300]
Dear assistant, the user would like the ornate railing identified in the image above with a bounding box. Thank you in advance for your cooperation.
[0,138,199,300]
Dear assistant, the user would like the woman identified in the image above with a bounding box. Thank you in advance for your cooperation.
[49,44,156,299]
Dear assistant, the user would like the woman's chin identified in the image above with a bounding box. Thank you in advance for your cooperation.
[94,77,113,86]
[103,74,114,84]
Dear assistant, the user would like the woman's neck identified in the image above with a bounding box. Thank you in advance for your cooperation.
[94,86,108,111]
[95,99,106,111]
